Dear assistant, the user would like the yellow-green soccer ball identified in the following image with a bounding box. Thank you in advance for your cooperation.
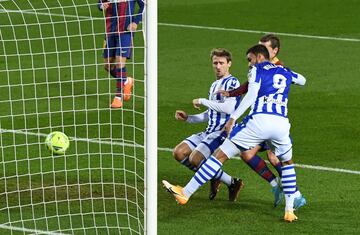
[45,131,70,155]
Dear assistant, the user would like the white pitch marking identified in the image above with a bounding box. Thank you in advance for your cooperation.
[158,23,360,42]
[2,129,360,175]
[0,9,359,42]
[0,224,70,235]
[158,147,360,175]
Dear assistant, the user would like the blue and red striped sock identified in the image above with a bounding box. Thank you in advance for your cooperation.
[112,67,127,97]
[273,162,282,177]
[246,155,276,183]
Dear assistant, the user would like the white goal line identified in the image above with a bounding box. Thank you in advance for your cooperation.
[0,128,143,149]
[1,128,359,175]
[0,224,70,235]
[158,23,360,42]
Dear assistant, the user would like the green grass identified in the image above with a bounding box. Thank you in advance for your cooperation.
[158,0,360,234]
[1,0,360,234]
[0,0,144,234]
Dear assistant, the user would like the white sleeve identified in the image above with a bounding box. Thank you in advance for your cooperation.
[230,67,260,121]
[291,71,306,86]
[198,97,238,114]
[186,111,209,123]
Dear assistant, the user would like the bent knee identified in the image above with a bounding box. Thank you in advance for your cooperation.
[240,151,255,162]
[189,151,205,167]
[172,146,189,162]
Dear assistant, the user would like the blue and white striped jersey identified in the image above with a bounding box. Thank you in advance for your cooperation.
[248,62,295,117]
[204,75,241,134]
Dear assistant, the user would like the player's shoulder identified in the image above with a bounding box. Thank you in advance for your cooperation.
[224,74,239,84]
[225,74,240,82]
[256,61,278,70]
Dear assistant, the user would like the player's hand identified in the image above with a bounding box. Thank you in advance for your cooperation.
[192,99,201,110]
[127,22,138,32]
[175,110,188,121]
[217,90,230,97]
[102,2,110,10]
[224,118,235,136]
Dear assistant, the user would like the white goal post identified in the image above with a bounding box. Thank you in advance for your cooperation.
[0,0,156,234]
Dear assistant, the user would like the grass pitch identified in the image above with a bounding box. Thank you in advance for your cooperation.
[0,0,144,234]
[158,0,360,234]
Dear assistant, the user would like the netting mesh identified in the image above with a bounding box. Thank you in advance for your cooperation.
[0,0,145,234]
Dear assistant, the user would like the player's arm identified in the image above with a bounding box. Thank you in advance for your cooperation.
[228,81,249,97]
[128,0,145,31]
[129,0,145,30]
[193,78,241,114]
[175,110,208,123]
[135,0,145,24]
[193,97,238,115]
[291,71,306,86]
[225,67,260,134]
[97,0,109,11]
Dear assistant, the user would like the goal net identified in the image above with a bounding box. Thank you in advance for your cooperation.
[0,0,153,234]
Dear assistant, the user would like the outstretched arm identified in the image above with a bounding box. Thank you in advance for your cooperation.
[291,71,306,86]
[230,82,259,121]
[224,67,260,134]
[175,110,208,123]
[193,97,238,115]
[228,81,249,97]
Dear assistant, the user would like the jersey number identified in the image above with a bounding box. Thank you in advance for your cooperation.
[272,74,287,94]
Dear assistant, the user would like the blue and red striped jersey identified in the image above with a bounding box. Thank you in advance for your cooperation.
[98,0,144,34]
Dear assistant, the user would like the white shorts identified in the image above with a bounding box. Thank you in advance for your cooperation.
[219,114,293,162]
[183,130,225,159]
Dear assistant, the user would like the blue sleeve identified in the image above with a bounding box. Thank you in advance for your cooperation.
[134,0,145,24]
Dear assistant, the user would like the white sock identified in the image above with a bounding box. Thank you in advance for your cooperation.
[281,164,297,211]
[183,156,222,198]
[293,188,301,198]
[214,169,232,186]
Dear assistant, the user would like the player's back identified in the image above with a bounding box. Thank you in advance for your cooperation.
[250,62,293,117]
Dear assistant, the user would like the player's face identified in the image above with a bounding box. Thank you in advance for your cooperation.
[212,56,231,79]
[246,53,257,67]
[259,40,278,60]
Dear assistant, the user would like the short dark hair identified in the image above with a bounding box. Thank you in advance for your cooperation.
[246,44,270,60]
[259,34,280,53]
[210,48,232,62]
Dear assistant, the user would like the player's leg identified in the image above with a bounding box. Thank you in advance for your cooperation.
[240,148,283,207]
[269,116,304,222]
[266,149,282,177]
[110,33,133,108]
[103,36,116,73]
[162,138,240,205]
[173,133,205,172]
[189,131,241,201]
[173,142,197,171]
[280,158,298,222]
[104,57,115,74]
[240,147,277,185]
[110,55,127,108]
[182,148,231,202]
[118,33,134,101]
